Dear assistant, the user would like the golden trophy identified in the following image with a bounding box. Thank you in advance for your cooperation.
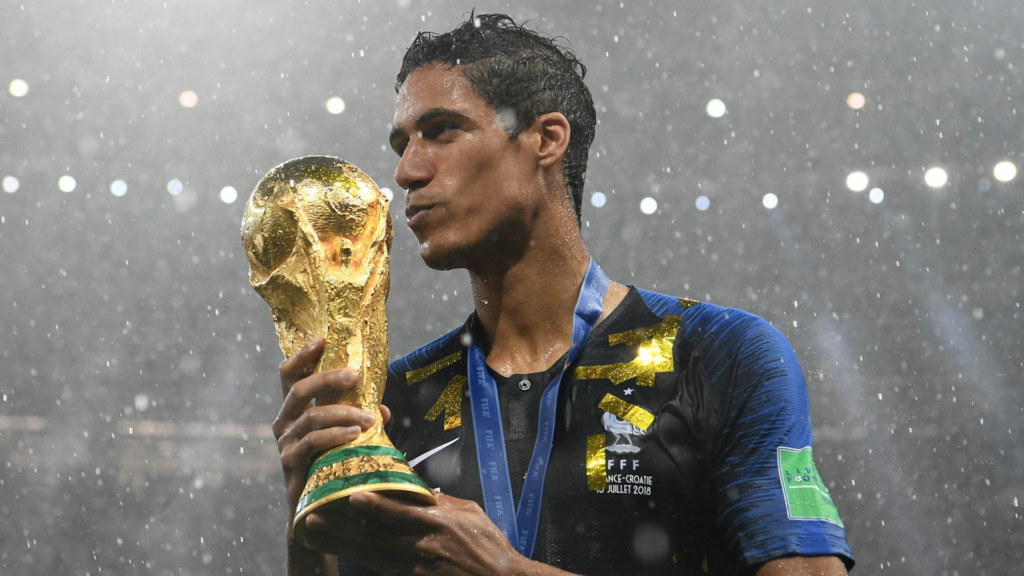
[241,156,435,544]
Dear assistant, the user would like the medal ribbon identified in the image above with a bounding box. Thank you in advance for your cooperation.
[467,258,609,557]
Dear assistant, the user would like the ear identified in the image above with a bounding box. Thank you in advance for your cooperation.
[533,112,571,169]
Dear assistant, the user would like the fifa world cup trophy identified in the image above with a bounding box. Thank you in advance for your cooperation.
[241,156,434,544]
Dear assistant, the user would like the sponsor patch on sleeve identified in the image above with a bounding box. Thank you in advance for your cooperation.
[777,447,843,526]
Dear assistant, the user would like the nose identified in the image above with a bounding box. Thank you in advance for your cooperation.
[394,139,433,194]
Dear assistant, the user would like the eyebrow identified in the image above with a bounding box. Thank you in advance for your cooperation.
[389,107,470,147]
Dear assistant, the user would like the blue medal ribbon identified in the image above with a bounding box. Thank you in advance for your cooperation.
[467,258,609,557]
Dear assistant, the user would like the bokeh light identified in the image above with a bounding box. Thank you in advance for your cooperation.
[590,191,607,207]
[762,193,778,209]
[639,196,658,214]
[167,179,183,195]
[219,186,238,204]
[380,187,394,202]
[846,92,866,110]
[2,176,19,193]
[924,167,948,188]
[326,96,346,115]
[178,90,198,108]
[869,187,885,204]
[58,175,76,193]
[110,180,128,197]
[695,196,710,211]
[9,78,29,97]
[705,99,726,118]
[846,171,869,192]
[993,161,1017,182]
[978,178,992,192]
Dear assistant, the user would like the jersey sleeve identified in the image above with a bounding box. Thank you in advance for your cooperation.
[705,311,854,573]
[381,363,409,448]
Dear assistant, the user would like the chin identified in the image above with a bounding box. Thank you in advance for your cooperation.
[417,240,465,271]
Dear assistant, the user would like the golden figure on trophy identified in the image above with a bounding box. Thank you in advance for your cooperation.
[241,156,435,543]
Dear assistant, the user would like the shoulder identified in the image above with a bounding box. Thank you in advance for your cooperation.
[388,321,469,385]
[634,287,803,410]
[634,287,789,359]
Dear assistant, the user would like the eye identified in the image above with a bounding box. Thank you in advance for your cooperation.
[428,122,459,139]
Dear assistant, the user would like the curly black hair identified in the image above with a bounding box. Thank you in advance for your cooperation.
[396,13,596,224]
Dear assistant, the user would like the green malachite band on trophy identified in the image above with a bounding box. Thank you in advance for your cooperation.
[295,470,431,514]
[307,444,407,477]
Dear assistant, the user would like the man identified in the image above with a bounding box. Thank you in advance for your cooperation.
[272,14,854,576]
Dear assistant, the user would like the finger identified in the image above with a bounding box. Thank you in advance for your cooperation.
[304,533,408,571]
[380,404,391,425]
[280,404,376,447]
[348,491,436,528]
[276,369,360,430]
[307,504,425,542]
[278,338,325,395]
[304,511,333,532]
[303,507,372,534]
[281,426,364,469]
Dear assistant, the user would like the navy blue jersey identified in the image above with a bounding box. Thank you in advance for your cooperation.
[339,287,853,575]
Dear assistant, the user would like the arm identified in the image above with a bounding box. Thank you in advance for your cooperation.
[304,491,583,576]
[279,346,582,576]
[274,338,382,576]
[699,311,854,571]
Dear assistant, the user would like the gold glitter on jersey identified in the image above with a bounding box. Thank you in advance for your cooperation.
[678,297,700,309]
[424,375,466,430]
[597,393,655,431]
[406,351,463,385]
[574,315,682,387]
[585,434,607,491]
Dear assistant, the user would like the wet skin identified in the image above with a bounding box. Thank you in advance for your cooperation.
[389,63,560,273]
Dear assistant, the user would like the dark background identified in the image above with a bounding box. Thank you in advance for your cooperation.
[1,0,1021,574]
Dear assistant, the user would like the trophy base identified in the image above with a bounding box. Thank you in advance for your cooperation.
[291,444,436,545]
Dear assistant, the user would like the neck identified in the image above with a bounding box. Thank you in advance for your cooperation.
[470,230,590,376]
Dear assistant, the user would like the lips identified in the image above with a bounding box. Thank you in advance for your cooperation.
[405,203,433,228]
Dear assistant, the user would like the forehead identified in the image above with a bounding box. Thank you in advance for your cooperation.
[393,64,487,125]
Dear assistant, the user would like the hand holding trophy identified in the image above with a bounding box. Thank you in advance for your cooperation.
[241,156,435,545]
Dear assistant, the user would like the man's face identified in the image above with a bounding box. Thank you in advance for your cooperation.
[390,64,537,270]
